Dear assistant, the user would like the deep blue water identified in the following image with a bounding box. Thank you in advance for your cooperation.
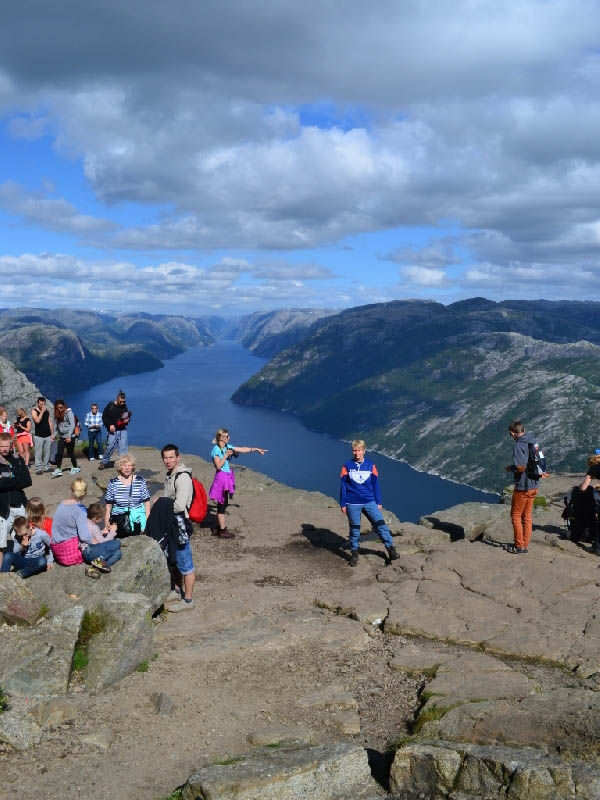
[69,341,498,522]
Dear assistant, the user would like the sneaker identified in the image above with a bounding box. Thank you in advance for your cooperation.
[70,467,81,474]
[90,558,111,573]
[506,545,528,554]
[35,468,43,475]
[387,546,399,561]
[216,528,235,539]
[43,465,53,472]
[166,589,183,603]
[51,468,63,478]
[89,457,95,462]
[166,598,194,613]
[349,551,359,567]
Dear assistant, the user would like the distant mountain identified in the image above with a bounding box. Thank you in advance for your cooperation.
[0,309,215,398]
[0,355,41,419]
[232,299,600,491]
[229,308,339,357]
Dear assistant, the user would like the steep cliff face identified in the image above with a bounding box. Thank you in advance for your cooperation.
[232,308,339,357]
[0,355,41,418]
[232,299,600,491]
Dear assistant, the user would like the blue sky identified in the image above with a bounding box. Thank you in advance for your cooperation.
[1,0,600,315]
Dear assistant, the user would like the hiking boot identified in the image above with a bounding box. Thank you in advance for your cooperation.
[387,546,399,561]
[70,466,81,474]
[216,528,235,539]
[90,558,111,573]
[166,598,194,612]
[51,468,63,478]
[349,551,359,567]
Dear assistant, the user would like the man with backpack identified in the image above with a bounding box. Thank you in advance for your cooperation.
[505,420,539,554]
[98,390,131,470]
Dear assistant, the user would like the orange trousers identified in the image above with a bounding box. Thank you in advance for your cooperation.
[510,488,537,548]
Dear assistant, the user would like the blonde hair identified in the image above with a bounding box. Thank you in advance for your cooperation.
[351,439,366,450]
[588,454,600,467]
[115,453,135,473]
[26,497,46,527]
[212,427,229,444]
[71,478,87,501]
[16,407,26,418]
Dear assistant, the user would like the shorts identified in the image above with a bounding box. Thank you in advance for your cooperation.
[174,539,194,576]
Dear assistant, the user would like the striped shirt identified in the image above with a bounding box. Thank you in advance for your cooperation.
[104,475,150,508]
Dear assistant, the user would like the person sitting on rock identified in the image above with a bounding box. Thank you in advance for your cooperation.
[339,439,398,567]
[0,515,53,577]
[26,496,53,537]
[87,502,117,544]
[51,478,121,578]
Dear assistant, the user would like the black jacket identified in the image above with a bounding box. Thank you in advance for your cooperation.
[145,497,179,567]
[102,401,131,430]
[0,453,31,518]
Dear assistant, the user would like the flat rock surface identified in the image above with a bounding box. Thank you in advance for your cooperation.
[1,451,599,800]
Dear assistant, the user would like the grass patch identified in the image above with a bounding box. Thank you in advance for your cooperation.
[72,610,108,672]
[161,790,183,800]
[386,734,417,752]
[265,742,281,749]
[533,495,548,508]
[214,757,243,766]
[38,603,50,619]
[136,660,149,673]
[0,687,8,714]
[413,703,462,735]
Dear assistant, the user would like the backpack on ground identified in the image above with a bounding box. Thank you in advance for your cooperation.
[174,472,208,523]
[562,486,599,544]
[526,442,547,480]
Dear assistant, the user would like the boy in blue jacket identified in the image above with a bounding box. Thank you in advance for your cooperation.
[340,439,398,567]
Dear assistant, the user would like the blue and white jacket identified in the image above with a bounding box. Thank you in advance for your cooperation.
[340,458,382,506]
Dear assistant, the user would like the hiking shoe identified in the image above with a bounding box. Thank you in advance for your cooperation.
[166,599,194,612]
[35,468,43,475]
[44,465,53,472]
[216,528,235,539]
[166,589,183,603]
[349,551,359,567]
[90,558,111,573]
[506,545,528,554]
[51,468,63,478]
[70,467,81,474]
[89,457,95,461]
[85,566,101,579]
[387,546,399,561]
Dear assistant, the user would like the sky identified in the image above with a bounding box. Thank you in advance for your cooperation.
[2,0,600,315]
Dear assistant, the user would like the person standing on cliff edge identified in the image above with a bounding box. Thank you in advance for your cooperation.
[98,390,131,470]
[505,420,539,554]
[340,439,398,567]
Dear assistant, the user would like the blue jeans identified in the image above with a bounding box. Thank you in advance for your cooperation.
[83,540,122,566]
[102,429,128,465]
[0,551,47,578]
[346,502,393,551]
[87,428,103,459]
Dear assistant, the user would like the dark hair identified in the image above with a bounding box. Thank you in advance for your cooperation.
[37,396,46,404]
[161,443,179,457]
[54,399,66,422]
[117,390,126,401]
[12,516,28,540]
[87,502,104,520]
[508,420,525,434]
[0,432,11,443]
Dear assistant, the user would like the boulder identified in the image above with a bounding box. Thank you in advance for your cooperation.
[83,591,153,693]
[0,573,43,626]
[182,743,380,800]
[419,502,506,541]
[151,692,175,716]
[0,606,83,697]
[28,697,76,727]
[0,700,42,751]
[390,740,600,800]
[25,536,170,619]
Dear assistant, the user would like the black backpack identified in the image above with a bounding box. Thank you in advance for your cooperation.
[526,442,547,480]
[562,486,599,544]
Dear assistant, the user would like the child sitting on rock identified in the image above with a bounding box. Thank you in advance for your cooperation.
[26,496,53,537]
[0,515,53,577]
[86,503,117,544]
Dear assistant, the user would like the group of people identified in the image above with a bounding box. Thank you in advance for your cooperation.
[0,390,133,479]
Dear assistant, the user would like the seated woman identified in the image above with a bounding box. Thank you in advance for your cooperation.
[51,478,121,576]
[580,452,600,492]
[103,454,151,536]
